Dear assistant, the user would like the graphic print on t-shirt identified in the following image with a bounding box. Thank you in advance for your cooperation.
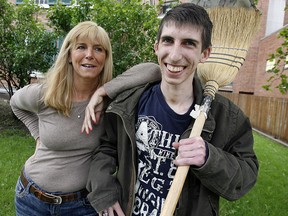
[133,84,194,216]
[133,115,179,216]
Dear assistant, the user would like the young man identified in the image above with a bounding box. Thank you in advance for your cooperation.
[87,3,258,216]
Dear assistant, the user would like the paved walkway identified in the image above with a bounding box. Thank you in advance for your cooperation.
[0,87,11,100]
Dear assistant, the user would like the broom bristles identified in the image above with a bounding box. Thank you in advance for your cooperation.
[197,7,261,97]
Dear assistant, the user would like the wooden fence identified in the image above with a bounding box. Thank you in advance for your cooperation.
[219,92,288,144]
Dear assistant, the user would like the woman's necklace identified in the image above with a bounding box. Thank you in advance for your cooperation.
[77,109,85,119]
[72,102,87,119]
[72,85,97,119]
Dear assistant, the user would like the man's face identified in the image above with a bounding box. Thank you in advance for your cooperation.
[154,22,210,87]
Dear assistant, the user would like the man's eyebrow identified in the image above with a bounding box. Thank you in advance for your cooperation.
[160,35,174,40]
[160,35,200,45]
[184,38,200,44]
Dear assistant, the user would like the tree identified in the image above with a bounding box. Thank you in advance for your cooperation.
[47,0,159,77]
[0,0,58,98]
[262,27,288,95]
[0,0,14,96]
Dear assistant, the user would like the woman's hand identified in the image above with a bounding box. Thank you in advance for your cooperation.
[100,201,125,216]
[81,87,106,134]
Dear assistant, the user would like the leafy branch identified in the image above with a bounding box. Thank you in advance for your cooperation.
[262,27,288,94]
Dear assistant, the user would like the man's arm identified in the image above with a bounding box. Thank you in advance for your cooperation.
[86,113,123,212]
[192,115,258,201]
[82,62,161,133]
[104,62,161,99]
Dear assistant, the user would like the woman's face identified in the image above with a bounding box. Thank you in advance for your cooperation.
[69,37,106,82]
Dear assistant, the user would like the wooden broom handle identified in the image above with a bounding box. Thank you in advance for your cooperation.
[160,111,207,216]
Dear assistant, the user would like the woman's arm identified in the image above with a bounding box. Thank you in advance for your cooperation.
[10,84,42,139]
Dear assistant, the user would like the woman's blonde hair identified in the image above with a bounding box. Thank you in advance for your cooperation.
[43,21,113,116]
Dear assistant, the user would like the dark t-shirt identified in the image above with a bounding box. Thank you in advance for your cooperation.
[133,84,193,216]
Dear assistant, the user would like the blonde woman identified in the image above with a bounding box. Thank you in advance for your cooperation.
[10,21,160,215]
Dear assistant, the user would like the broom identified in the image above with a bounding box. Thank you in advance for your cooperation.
[160,7,261,216]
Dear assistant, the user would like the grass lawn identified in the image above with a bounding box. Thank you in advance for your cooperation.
[0,129,287,215]
[220,132,288,216]
[0,129,34,216]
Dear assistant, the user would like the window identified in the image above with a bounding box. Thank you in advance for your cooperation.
[16,0,72,6]
[16,0,24,4]
[47,0,56,4]
[266,59,275,72]
[266,0,286,35]
[58,0,71,5]
[284,55,288,69]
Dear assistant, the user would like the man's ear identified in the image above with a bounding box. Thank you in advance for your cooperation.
[200,46,211,63]
[154,41,159,54]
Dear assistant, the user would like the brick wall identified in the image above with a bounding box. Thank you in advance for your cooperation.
[254,32,287,98]
[232,0,267,95]
[231,0,288,99]
[232,35,261,94]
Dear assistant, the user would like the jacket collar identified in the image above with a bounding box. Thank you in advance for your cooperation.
[108,76,215,137]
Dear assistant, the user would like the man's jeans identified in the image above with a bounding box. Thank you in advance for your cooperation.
[15,174,98,216]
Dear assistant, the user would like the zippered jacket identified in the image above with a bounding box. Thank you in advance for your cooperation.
[87,75,258,216]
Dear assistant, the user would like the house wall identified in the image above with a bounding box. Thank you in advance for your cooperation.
[254,30,287,97]
[235,0,288,98]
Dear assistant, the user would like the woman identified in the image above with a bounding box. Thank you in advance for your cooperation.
[10,21,160,215]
